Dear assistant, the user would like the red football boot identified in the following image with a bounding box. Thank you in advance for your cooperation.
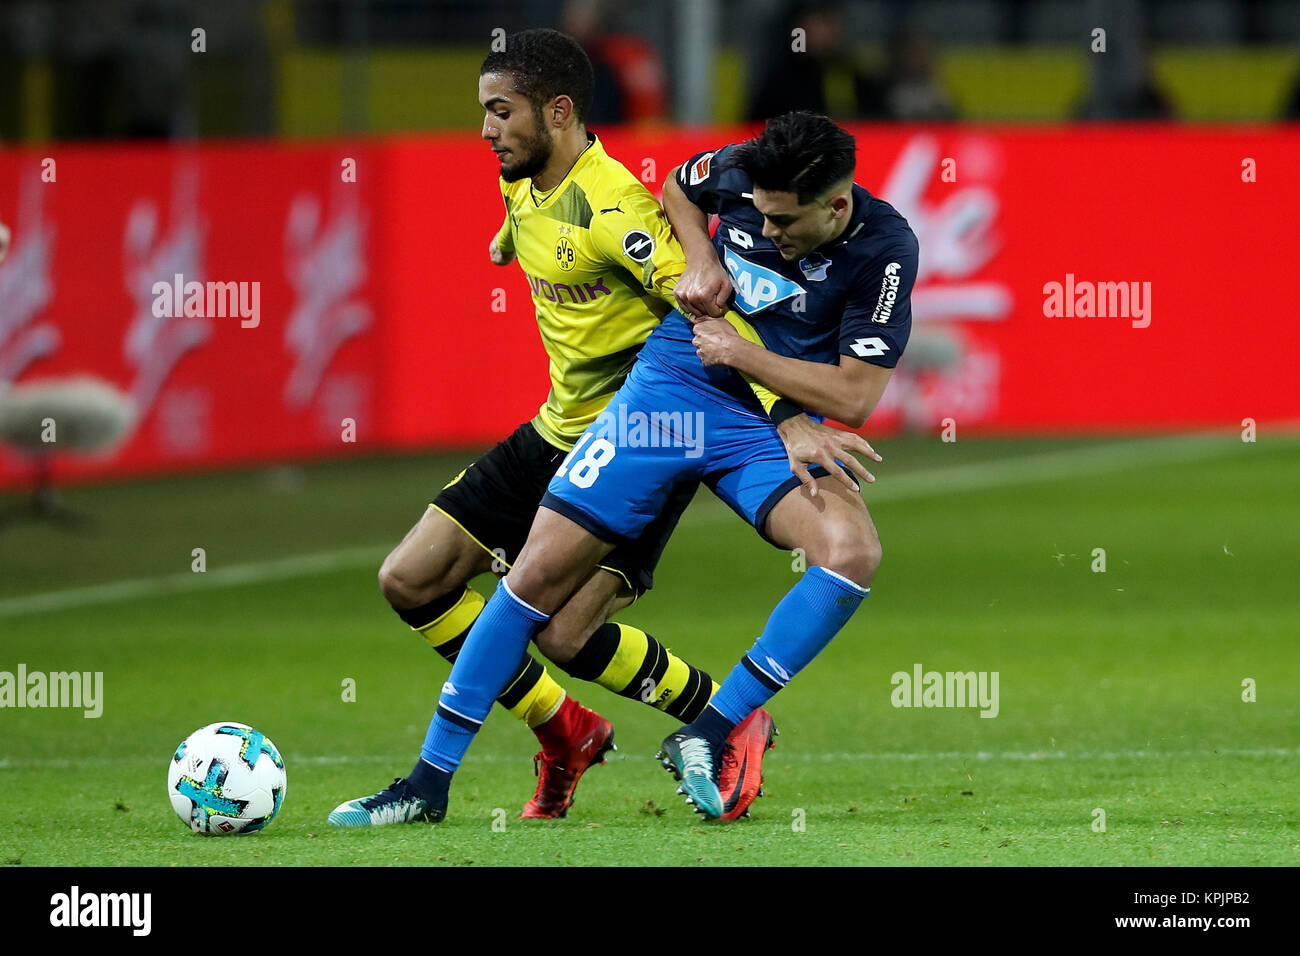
[520,696,616,819]
[717,708,777,820]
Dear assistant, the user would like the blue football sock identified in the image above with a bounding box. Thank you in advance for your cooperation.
[420,579,549,773]
[710,566,869,724]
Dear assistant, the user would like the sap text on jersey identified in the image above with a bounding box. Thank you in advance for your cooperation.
[722,251,805,315]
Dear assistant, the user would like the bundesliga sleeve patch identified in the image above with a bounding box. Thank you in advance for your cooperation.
[622,229,655,262]
[687,152,715,185]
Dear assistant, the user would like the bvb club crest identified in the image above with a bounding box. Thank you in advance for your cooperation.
[555,236,576,271]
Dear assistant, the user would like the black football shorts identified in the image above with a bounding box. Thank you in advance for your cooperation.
[431,421,695,596]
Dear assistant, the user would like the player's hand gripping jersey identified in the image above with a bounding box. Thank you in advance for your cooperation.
[644,144,919,415]
[541,143,920,545]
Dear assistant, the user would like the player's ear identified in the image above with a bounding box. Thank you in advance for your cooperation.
[549,95,575,128]
[828,190,851,220]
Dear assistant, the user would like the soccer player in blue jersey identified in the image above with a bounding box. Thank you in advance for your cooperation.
[352,111,917,822]
[650,115,917,814]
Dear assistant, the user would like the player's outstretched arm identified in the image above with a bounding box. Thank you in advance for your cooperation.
[662,166,731,318]
[692,316,892,428]
[0,220,10,264]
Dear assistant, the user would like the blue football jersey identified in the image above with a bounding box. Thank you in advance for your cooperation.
[642,143,919,412]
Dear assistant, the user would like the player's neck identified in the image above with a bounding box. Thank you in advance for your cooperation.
[532,128,591,192]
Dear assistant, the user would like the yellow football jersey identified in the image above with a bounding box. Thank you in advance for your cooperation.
[494,133,687,449]
[495,133,783,449]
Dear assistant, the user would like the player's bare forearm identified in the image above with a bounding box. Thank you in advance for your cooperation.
[662,170,715,260]
[663,171,733,318]
[721,335,890,428]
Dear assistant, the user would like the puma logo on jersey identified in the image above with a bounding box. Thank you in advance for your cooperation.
[599,202,623,214]
[723,250,806,315]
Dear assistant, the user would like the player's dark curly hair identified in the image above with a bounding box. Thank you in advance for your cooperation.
[726,112,856,204]
[480,29,594,124]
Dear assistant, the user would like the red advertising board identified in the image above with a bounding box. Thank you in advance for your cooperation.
[1,126,1296,489]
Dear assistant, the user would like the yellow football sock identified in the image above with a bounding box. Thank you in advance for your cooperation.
[560,622,716,721]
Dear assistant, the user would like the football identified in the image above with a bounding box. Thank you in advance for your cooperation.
[167,722,287,835]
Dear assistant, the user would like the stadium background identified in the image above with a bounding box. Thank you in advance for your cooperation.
[0,0,1296,870]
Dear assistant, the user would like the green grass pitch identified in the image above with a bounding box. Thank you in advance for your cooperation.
[1,433,1296,866]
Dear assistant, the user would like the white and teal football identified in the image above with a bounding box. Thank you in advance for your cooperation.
[167,722,286,835]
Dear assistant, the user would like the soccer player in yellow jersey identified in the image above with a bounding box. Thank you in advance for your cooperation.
[333,29,806,826]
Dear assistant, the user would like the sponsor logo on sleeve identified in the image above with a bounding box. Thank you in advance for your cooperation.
[850,336,890,358]
[871,261,902,323]
[622,230,655,262]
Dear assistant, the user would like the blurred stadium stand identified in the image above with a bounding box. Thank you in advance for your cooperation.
[1,0,1297,144]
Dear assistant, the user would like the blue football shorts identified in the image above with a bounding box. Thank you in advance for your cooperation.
[540,353,824,547]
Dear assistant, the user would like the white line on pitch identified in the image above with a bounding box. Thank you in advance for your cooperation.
[857,432,1240,503]
[688,430,1244,511]
[1,746,1295,770]
[0,433,1248,620]
[0,546,386,619]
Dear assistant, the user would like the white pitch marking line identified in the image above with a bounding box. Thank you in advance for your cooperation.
[2,747,1295,770]
[0,546,386,619]
[694,431,1245,511]
[0,433,1253,620]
